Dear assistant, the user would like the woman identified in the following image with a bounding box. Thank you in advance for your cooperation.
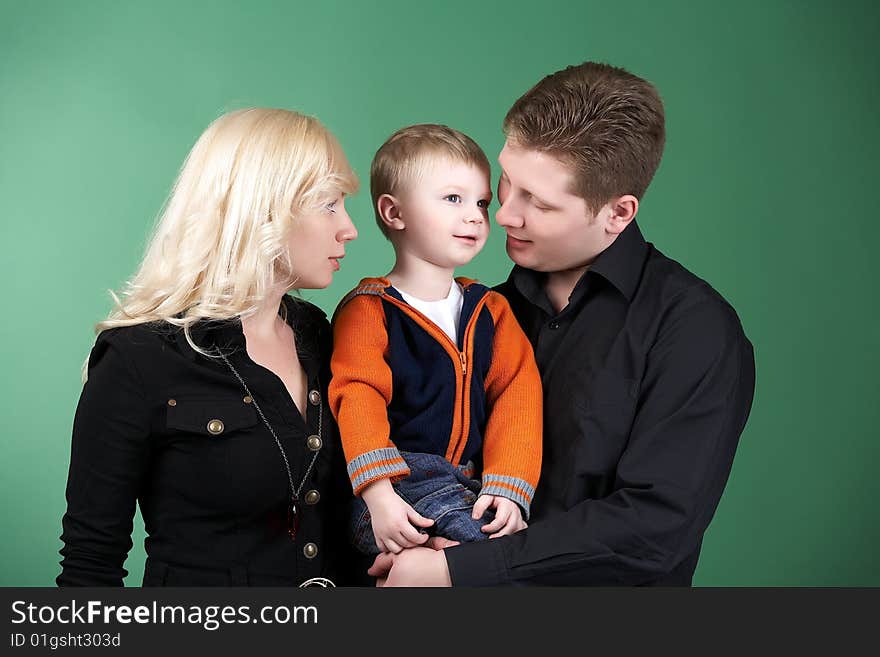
[57,108,362,586]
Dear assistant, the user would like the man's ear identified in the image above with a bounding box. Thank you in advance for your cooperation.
[605,194,639,235]
[377,194,405,232]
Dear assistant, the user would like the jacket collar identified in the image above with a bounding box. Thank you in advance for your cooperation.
[354,276,480,292]
[173,294,320,362]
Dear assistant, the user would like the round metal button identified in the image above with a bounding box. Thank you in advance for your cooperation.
[308,390,321,406]
[304,490,320,505]
[167,399,177,407]
[306,435,322,451]
[303,542,318,559]
[243,395,253,404]
[206,419,224,435]
[549,321,560,330]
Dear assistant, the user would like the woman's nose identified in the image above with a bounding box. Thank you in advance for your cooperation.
[338,212,358,242]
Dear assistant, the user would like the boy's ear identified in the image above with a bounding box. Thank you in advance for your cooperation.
[604,194,639,235]
[377,194,406,232]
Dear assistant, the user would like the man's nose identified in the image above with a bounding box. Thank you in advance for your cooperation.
[495,198,522,228]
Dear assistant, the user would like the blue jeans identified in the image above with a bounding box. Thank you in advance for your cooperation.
[350,451,493,555]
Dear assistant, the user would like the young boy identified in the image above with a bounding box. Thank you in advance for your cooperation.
[328,124,542,556]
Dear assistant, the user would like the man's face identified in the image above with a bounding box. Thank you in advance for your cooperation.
[496,140,614,273]
[393,159,492,269]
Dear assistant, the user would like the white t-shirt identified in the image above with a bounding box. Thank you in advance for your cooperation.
[398,282,464,344]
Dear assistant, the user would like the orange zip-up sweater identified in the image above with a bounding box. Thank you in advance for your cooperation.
[328,277,542,518]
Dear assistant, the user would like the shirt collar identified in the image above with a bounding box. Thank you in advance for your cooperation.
[588,219,648,302]
[510,219,649,309]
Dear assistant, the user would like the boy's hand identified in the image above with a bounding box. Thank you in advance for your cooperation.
[472,494,527,538]
[360,478,434,554]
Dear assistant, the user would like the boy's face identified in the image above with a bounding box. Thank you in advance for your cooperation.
[496,140,615,274]
[393,159,492,269]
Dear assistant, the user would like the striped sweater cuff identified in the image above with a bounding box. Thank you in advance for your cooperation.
[347,447,411,496]
[480,473,536,521]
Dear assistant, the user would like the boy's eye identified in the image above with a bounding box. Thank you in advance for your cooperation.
[477,200,489,209]
[444,194,461,203]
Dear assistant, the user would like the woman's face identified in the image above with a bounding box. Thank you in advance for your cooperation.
[286,195,358,289]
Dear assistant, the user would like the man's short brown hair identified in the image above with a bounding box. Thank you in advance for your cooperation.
[504,62,666,214]
[370,124,490,239]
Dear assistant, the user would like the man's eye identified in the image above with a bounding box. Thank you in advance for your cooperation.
[444,194,461,203]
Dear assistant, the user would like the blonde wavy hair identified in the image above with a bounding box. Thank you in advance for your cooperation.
[96,108,358,355]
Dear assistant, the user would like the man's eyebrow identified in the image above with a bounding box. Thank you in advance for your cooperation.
[524,188,558,208]
[499,172,555,208]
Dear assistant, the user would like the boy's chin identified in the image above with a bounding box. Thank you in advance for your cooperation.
[424,248,482,270]
[448,255,478,269]
[451,247,486,268]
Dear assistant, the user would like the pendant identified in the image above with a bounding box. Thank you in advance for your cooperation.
[287,501,300,540]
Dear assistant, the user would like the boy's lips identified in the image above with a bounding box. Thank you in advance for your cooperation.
[453,234,479,244]
[329,254,344,270]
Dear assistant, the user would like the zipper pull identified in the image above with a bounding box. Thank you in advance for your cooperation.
[460,351,467,374]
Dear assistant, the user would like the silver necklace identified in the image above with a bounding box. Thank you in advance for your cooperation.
[215,348,320,541]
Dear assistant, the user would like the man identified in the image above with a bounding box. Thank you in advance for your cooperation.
[369,61,756,586]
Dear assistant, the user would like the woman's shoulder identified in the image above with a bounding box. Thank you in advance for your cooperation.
[83,323,179,387]
[91,322,184,370]
[95,321,178,349]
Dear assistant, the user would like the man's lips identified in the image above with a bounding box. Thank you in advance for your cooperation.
[506,234,531,248]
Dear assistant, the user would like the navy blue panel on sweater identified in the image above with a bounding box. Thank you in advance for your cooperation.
[383,294,455,457]
[381,283,496,465]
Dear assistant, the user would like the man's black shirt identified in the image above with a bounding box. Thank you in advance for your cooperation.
[445,220,756,585]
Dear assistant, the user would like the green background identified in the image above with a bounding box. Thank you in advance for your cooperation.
[1,0,877,586]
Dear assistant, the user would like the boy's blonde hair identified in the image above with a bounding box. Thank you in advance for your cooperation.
[97,107,358,354]
[370,124,490,239]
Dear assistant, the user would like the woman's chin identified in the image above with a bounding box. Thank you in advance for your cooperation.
[294,275,333,291]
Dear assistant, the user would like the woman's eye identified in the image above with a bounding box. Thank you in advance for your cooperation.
[326,200,338,213]
[444,194,461,203]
